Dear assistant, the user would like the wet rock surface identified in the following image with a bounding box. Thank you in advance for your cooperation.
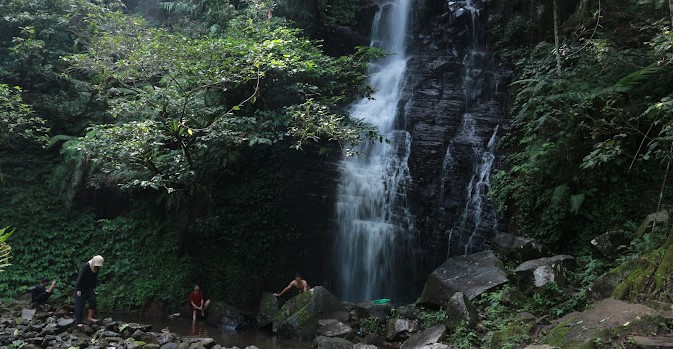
[403,0,513,265]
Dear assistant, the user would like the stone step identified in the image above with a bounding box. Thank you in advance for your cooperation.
[630,336,673,348]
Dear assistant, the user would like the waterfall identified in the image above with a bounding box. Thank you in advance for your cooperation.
[444,2,501,256]
[334,0,414,302]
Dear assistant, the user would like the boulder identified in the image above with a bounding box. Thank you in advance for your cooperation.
[417,250,508,306]
[514,255,575,289]
[161,343,179,349]
[543,299,659,348]
[394,304,420,320]
[322,310,351,323]
[493,233,543,262]
[444,292,478,330]
[355,302,392,322]
[57,318,74,329]
[591,230,628,258]
[400,325,446,349]
[385,318,418,341]
[353,344,377,349]
[313,335,354,349]
[206,302,255,330]
[21,309,36,322]
[272,286,348,339]
[317,321,353,338]
[257,293,279,328]
[629,336,673,348]
[319,319,340,326]
[589,260,637,300]
[636,210,670,237]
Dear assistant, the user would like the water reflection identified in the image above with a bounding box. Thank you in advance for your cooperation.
[102,313,312,349]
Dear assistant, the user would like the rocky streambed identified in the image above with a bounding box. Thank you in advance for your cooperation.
[0,303,261,349]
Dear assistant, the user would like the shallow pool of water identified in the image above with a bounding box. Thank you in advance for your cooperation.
[103,313,313,349]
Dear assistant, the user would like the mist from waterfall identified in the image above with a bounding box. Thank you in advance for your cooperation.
[334,0,414,302]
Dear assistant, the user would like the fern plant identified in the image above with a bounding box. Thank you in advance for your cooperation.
[0,226,14,272]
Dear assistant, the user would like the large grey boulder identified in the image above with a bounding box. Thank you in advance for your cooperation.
[257,293,279,328]
[400,325,447,349]
[272,286,348,339]
[355,302,392,322]
[493,233,543,262]
[385,318,418,341]
[313,335,354,349]
[417,250,508,306]
[444,292,478,330]
[514,255,575,289]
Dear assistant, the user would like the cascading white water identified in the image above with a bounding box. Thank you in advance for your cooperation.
[334,0,414,302]
[444,2,501,256]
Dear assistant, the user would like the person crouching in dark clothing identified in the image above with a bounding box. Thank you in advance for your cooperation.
[74,255,104,326]
[31,278,56,304]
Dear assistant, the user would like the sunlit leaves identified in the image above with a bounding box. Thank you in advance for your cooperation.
[64,9,377,193]
[0,84,49,147]
[0,226,14,272]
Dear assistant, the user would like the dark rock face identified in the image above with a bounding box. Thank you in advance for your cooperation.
[417,250,507,306]
[402,0,513,265]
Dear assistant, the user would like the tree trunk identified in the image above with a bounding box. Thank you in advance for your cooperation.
[553,0,562,76]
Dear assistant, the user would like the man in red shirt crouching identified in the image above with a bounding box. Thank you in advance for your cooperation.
[188,284,211,323]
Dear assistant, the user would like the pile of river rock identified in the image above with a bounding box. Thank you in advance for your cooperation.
[0,303,251,349]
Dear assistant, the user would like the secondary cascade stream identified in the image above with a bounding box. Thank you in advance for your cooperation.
[334,0,414,302]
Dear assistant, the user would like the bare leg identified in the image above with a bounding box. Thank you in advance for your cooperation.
[202,300,211,316]
[192,309,197,323]
[87,309,98,322]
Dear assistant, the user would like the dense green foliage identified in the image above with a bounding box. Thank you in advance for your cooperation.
[0,0,377,310]
[492,1,673,252]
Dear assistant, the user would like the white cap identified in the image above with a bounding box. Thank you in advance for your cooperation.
[91,255,104,267]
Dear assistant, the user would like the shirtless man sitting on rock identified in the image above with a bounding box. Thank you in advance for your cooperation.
[273,273,310,297]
